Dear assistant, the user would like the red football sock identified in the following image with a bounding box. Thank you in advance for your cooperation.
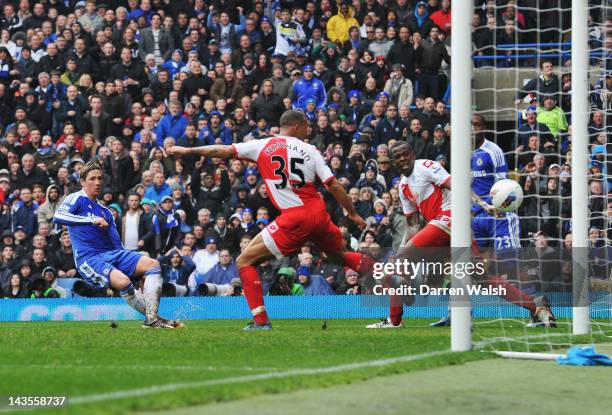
[343,251,363,271]
[239,265,269,324]
[389,295,404,326]
[343,252,375,275]
[488,276,536,314]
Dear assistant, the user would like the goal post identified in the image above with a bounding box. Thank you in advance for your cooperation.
[450,0,474,352]
[570,0,590,336]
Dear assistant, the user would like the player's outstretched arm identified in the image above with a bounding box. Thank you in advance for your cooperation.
[167,145,237,159]
[325,178,366,230]
[471,191,496,215]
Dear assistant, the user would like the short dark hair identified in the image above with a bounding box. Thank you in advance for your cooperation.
[389,140,412,156]
[80,160,103,181]
[280,110,307,127]
[540,59,552,68]
[473,113,487,126]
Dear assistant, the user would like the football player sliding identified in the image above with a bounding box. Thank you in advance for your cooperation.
[53,161,183,328]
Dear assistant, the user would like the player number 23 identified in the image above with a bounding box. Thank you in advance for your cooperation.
[272,156,305,190]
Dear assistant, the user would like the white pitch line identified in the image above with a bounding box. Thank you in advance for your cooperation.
[0,364,280,372]
[69,350,451,405]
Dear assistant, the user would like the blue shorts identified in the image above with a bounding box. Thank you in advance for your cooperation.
[76,250,143,288]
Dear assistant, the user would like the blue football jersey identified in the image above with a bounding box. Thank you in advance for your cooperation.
[472,211,521,252]
[53,190,123,258]
[471,139,508,197]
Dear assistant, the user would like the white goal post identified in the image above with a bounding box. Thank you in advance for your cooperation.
[570,0,591,336]
[450,0,473,352]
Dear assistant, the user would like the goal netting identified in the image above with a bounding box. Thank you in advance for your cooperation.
[463,0,612,357]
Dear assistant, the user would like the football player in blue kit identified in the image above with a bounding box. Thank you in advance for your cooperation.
[53,161,183,328]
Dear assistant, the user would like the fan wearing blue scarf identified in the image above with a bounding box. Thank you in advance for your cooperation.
[152,196,181,255]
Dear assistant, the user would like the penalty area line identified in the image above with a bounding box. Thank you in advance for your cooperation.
[68,350,451,405]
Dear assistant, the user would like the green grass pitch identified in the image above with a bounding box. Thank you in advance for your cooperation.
[0,319,610,415]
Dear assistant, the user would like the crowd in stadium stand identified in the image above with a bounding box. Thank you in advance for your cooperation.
[0,0,609,300]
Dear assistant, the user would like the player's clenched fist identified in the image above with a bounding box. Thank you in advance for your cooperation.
[92,217,109,229]
[348,213,367,230]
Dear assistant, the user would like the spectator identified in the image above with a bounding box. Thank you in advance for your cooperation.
[152,195,182,256]
[268,63,292,99]
[68,38,98,82]
[36,184,62,227]
[368,26,394,59]
[327,2,359,48]
[200,248,238,285]
[267,267,305,296]
[516,106,553,148]
[3,273,28,298]
[207,8,246,55]
[11,187,38,236]
[424,124,450,163]
[200,111,233,145]
[192,236,220,282]
[335,269,360,294]
[42,266,66,297]
[430,0,451,35]
[110,47,148,101]
[210,67,245,110]
[139,13,174,63]
[190,164,230,216]
[250,79,283,126]
[407,1,434,37]
[145,172,172,204]
[516,60,561,105]
[536,97,568,139]
[273,8,307,56]
[160,249,194,294]
[291,64,327,110]
[384,63,414,108]
[55,85,88,134]
[52,231,77,278]
[155,99,188,145]
[78,1,102,33]
[103,138,134,196]
[297,266,335,295]
[375,104,407,145]
[405,117,429,159]
[182,60,213,100]
[121,193,155,256]
[415,26,450,100]
[83,94,110,141]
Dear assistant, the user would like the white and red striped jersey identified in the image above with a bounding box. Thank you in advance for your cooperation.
[232,136,334,212]
[399,159,451,222]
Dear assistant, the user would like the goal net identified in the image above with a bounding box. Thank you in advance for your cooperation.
[462,0,612,357]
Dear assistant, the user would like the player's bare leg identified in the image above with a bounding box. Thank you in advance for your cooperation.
[133,256,179,328]
[236,232,274,330]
